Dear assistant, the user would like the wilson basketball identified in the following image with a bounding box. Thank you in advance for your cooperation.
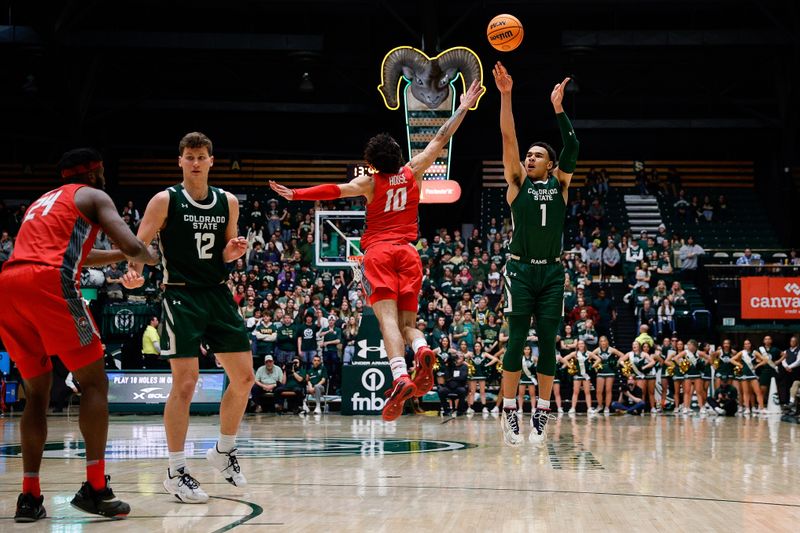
[487,14,524,52]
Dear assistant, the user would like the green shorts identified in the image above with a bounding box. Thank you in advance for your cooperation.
[161,285,251,358]
[502,261,565,318]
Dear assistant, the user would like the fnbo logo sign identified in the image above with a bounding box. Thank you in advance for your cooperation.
[351,368,387,412]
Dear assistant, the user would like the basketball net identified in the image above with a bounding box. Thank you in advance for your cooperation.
[347,254,364,283]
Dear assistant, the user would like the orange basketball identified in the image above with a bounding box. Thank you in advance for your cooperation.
[487,14,524,52]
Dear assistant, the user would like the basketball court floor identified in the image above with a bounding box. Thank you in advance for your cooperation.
[0,412,798,532]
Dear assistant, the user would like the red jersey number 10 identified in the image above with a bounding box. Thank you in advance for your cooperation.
[384,187,408,213]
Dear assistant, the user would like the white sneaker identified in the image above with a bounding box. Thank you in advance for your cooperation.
[206,446,247,487]
[490,405,500,415]
[603,408,610,415]
[466,407,475,415]
[302,402,310,414]
[164,469,209,504]
[714,407,725,415]
[314,405,322,415]
[557,407,564,414]
[568,408,576,415]
[650,407,657,414]
[482,407,489,414]
[588,408,597,416]
[529,409,554,446]
[500,409,524,447]
[758,408,769,415]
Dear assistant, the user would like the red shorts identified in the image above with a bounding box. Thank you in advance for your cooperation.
[0,265,103,379]
[362,242,422,312]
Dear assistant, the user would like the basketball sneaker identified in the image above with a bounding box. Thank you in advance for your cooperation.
[382,375,417,422]
[411,346,435,397]
[500,409,524,447]
[14,493,46,523]
[206,446,247,487]
[71,476,130,518]
[164,469,209,504]
[466,407,475,415]
[529,408,555,446]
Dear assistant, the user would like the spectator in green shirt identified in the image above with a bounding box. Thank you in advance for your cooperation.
[275,357,305,414]
[302,355,329,414]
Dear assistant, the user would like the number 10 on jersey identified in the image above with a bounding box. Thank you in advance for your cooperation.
[384,187,408,212]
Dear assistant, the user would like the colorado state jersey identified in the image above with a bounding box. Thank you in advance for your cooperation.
[360,165,419,250]
[159,184,229,287]
[5,183,100,283]
[509,175,566,261]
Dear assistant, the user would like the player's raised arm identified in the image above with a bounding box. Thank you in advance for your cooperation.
[492,62,524,190]
[551,77,579,197]
[407,79,485,181]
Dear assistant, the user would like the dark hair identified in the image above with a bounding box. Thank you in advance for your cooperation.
[364,133,404,174]
[528,142,557,165]
[179,131,213,156]
[57,148,103,182]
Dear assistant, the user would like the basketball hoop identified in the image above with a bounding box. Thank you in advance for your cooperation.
[347,254,365,283]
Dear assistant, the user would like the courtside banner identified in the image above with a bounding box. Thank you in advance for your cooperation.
[420,179,461,204]
[741,277,800,319]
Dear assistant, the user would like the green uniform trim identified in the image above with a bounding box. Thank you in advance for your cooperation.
[556,112,579,174]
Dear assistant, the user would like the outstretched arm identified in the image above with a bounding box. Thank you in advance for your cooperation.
[492,62,525,193]
[269,174,374,203]
[407,79,485,182]
[551,77,579,201]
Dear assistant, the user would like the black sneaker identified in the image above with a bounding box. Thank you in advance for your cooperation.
[70,475,130,518]
[14,493,46,523]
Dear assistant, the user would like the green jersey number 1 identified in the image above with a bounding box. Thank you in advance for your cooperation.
[540,204,546,226]
[195,232,215,259]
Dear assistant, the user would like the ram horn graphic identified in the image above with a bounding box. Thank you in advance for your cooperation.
[377,46,485,111]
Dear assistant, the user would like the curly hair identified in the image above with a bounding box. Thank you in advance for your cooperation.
[57,148,103,182]
[363,133,404,174]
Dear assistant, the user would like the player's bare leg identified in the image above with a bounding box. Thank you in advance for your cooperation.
[373,300,416,421]
[163,357,208,503]
[401,310,435,397]
[208,351,254,487]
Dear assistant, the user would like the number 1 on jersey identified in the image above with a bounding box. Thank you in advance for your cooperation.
[194,232,215,259]
[540,204,547,226]
[384,187,408,213]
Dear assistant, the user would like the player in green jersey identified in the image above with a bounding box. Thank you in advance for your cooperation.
[124,132,254,503]
[492,62,579,446]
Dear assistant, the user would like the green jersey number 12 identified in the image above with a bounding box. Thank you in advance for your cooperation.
[195,232,215,259]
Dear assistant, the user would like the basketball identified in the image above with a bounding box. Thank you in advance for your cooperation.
[487,14,524,52]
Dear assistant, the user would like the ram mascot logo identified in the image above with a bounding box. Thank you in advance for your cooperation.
[377,46,485,202]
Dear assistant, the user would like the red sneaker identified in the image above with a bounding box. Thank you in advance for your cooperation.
[382,375,416,422]
[411,346,436,398]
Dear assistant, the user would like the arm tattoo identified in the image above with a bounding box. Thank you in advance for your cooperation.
[435,106,467,140]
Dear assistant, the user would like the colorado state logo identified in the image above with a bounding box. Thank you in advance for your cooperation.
[0,437,475,459]
[113,308,135,332]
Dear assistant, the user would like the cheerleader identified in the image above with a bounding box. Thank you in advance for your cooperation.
[654,338,676,410]
[434,337,456,388]
[732,339,766,414]
[590,336,625,414]
[677,339,709,414]
[467,341,498,415]
[621,341,656,413]
[552,347,565,414]
[699,342,716,411]
[563,340,599,414]
[639,342,658,413]
[518,345,538,413]
[666,340,686,413]
[712,339,736,394]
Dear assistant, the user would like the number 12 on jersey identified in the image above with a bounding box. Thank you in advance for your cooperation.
[194,232,215,259]
[384,187,408,212]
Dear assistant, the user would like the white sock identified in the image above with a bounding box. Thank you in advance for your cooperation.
[168,451,186,476]
[537,399,551,410]
[217,434,236,454]
[390,357,408,381]
[503,398,517,410]
[412,337,428,353]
